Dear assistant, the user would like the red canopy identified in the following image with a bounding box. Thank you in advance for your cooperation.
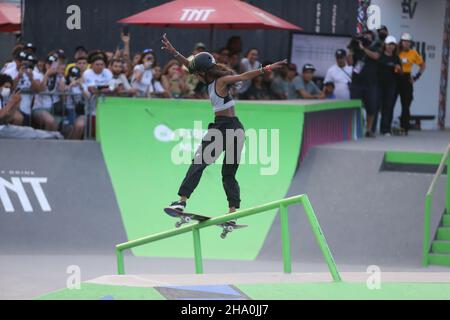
[0,3,20,33]
[119,0,301,30]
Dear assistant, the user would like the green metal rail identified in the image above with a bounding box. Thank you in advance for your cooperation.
[423,143,450,266]
[116,194,341,281]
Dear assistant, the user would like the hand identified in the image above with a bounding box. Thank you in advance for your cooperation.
[161,33,176,54]
[9,92,21,105]
[269,59,288,71]
[121,32,130,45]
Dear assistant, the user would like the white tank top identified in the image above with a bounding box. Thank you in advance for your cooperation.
[207,81,235,112]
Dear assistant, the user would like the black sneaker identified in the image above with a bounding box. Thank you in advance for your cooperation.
[168,201,186,212]
[365,131,376,138]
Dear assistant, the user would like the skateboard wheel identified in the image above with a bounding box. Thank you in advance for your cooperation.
[184,217,191,223]
[226,226,234,232]
[220,233,227,239]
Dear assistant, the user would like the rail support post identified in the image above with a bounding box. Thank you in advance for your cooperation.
[193,228,204,274]
[116,248,125,275]
[280,204,292,273]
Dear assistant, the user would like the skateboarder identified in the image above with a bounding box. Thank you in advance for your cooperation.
[161,34,286,214]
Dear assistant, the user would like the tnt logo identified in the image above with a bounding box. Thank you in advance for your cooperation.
[0,177,51,212]
[180,9,215,22]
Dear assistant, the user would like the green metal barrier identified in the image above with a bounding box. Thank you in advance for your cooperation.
[116,194,341,281]
[423,143,450,266]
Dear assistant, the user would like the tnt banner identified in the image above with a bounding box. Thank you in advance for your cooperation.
[371,0,448,129]
[0,140,127,254]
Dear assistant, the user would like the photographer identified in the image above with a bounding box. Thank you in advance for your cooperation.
[65,67,87,139]
[3,52,43,126]
[348,30,381,138]
[0,74,62,139]
[131,48,157,97]
[378,36,402,136]
[33,54,66,132]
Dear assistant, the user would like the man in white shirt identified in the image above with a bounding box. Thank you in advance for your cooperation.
[324,49,353,100]
[3,53,43,125]
[82,55,113,96]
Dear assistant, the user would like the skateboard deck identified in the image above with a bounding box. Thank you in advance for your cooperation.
[164,207,247,239]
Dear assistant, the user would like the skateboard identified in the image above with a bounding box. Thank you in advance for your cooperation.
[164,207,248,239]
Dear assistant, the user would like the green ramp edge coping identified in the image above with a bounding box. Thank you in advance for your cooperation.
[97,97,305,260]
[384,151,444,165]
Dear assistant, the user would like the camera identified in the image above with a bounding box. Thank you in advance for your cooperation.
[348,35,372,52]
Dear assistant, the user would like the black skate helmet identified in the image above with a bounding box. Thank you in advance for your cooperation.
[188,52,216,74]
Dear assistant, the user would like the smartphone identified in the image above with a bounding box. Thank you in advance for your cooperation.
[122,26,129,36]
[51,61,59,70]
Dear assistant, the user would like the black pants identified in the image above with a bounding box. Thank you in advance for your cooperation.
[379,81,398,134]
[397,73,414,131]
[178,116,245,209]
[350,83,379,132]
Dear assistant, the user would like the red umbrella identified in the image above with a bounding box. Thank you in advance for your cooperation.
[0,3,21,33]
[119,0,301,30]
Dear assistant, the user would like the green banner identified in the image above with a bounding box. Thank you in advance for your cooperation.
[97,98,303,260]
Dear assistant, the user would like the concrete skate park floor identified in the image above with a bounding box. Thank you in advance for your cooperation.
[2,254,450,300]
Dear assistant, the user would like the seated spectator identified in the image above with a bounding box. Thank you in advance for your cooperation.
[292,64,325,99]
[184,42,207,97]
[131,52,142,69]
[323,82,337,99]
[243,75,272,100]
[238,48,261,98]
[271,65,293,100]
[228,53,240,73]
[161,59,189,99]
[65,66,86,139]
[65,45,89,77]
[3,52,43,126]
[324,49,353,99]
[217,48,230,66]
[75,56,89,74]
[131,49,156,97]
[0,76,62,139]
[109,58,135,96]
[261,60,276,99]
[0,74,22,125]
[33,54,66,132]
[226,36,243,56]
[83,53,113,95]
[150,66,169,98]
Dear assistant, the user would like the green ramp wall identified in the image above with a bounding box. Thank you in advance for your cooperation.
[97,98,304,260]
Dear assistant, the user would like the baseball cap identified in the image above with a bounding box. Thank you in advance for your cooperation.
[401,33,413,41]
[24,42,37,52]
[142,48,154,55]
[385,35,397,45]
[302,63,316,73]
[335,49,347,58]
[378,25,388,31]
[16,51,28,61]
[194,42,206,50]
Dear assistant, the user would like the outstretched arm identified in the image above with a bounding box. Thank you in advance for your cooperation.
[161,33,190,69]
[217,59,287,87]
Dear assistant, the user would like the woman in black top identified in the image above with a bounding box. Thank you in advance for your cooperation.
[378,36,402,136]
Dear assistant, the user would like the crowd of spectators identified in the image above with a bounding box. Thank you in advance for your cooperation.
[0,26,425,140]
